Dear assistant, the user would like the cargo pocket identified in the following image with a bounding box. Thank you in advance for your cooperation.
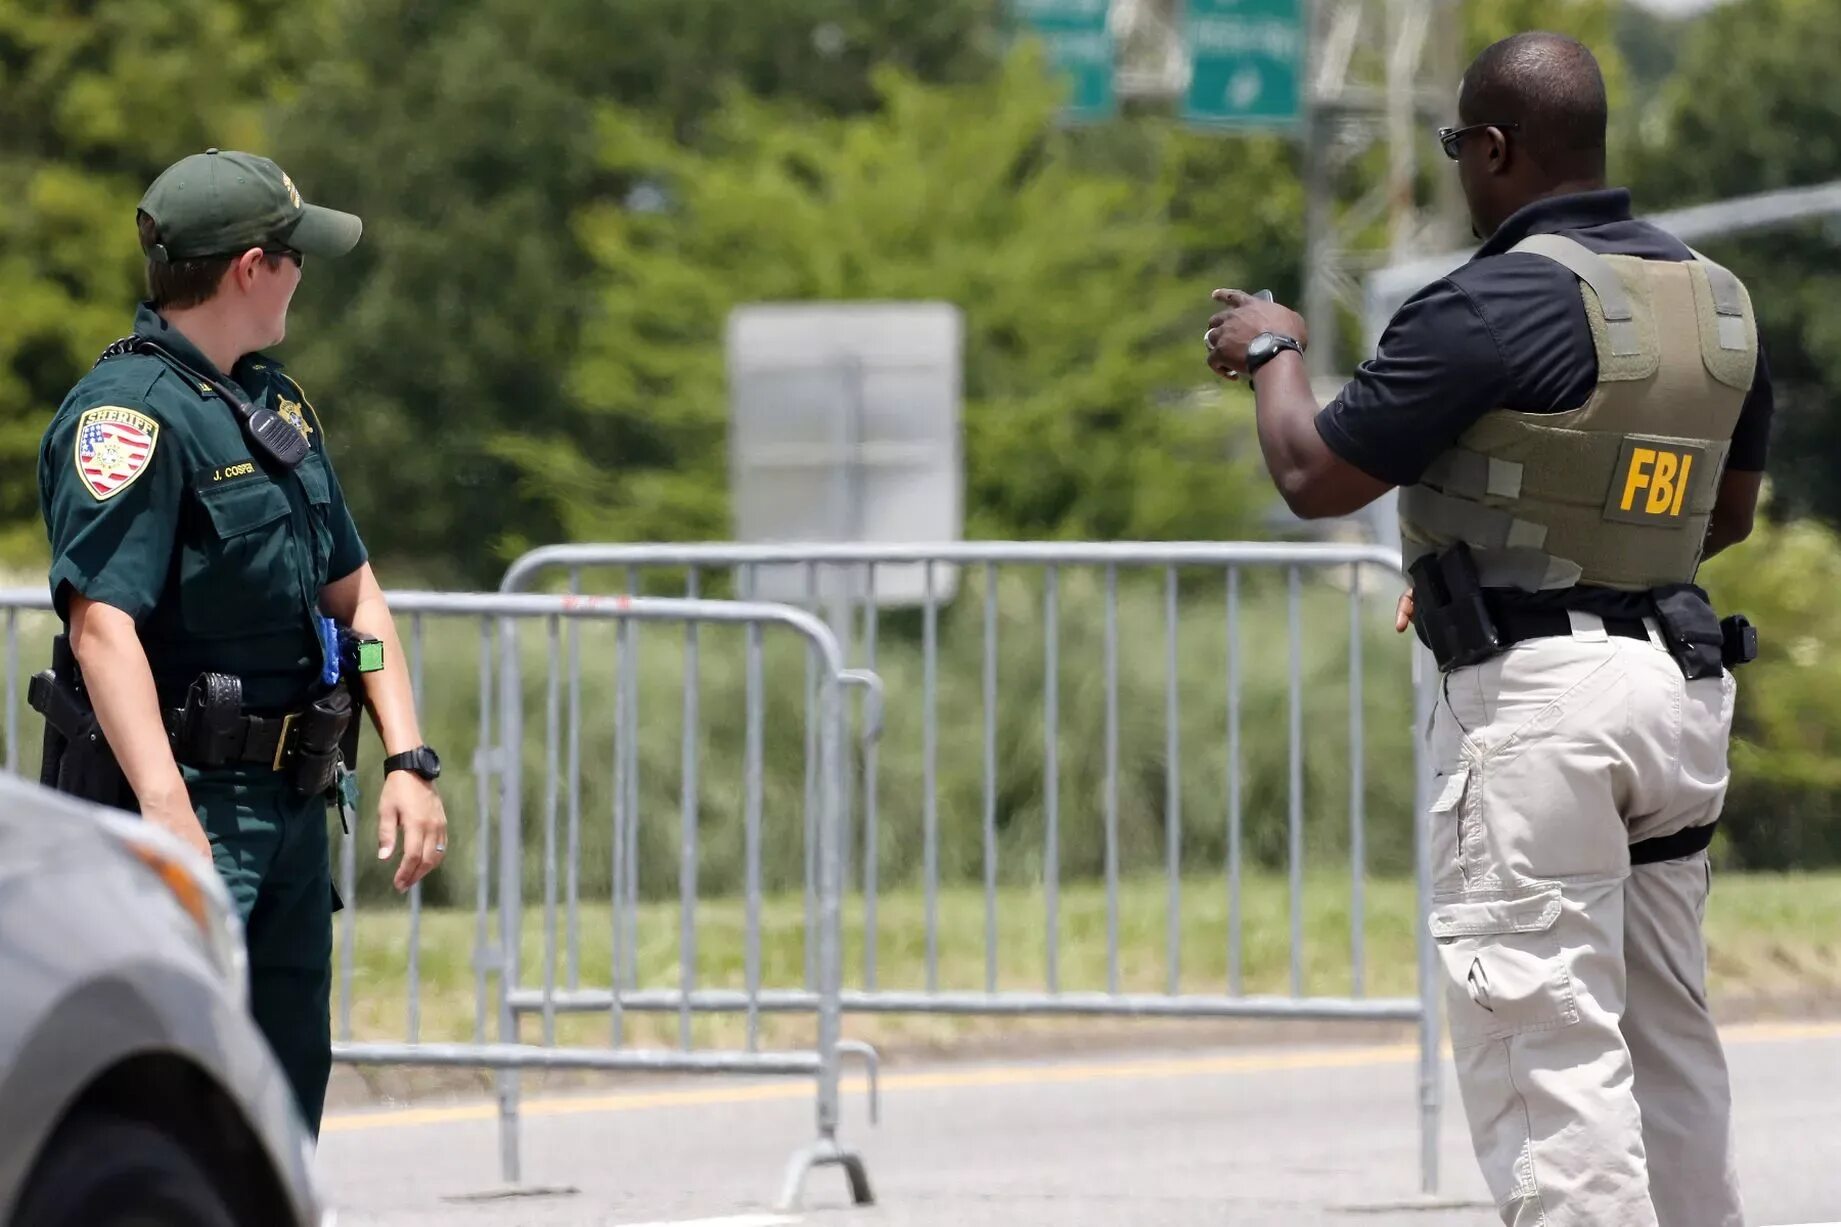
[1428,764,1483,889]
[1430,885,1579,1048]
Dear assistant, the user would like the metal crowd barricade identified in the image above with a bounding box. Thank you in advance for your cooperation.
[501,542,1446,1197]
[0,587,878,1210]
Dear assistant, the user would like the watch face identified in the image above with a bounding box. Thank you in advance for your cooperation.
[393,747,441,779]
[1248,333,1278,362]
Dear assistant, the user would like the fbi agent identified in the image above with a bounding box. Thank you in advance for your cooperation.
[34,149,449,1136]
[1203,34,1763,1227]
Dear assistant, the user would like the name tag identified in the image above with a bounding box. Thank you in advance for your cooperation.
[1603,437,1705,526]
[208,461,258,484]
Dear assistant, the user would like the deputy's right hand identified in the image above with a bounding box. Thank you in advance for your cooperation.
[1395,588,1415,633]
[140,784,213,864]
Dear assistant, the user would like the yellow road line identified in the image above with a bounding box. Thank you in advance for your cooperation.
[320,1021,1841,1136]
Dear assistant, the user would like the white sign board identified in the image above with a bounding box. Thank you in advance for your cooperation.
[726,302,964,607]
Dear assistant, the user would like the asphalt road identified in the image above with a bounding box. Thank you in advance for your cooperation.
[316,1021,1841,1226]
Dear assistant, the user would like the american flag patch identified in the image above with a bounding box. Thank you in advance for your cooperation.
[74,406,160,501]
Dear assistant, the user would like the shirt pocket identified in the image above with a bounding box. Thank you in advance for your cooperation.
[181,479,300,639]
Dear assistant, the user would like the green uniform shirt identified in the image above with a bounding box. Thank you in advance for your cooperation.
[38,303,368,711]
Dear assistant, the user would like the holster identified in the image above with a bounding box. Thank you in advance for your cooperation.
[175,672,247,767]
[1649,584,1760,680]
[167,672,357,799]
[26,635,137,812]
[287,682,354,798]
[1408,543,1503,672]
[1650,584,1728,680]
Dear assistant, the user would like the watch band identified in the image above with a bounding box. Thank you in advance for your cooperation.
[1247,333,1304,377]
[383,746,440,780]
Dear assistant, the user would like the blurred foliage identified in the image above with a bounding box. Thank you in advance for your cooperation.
[536,51,1268,546]
[1700,490,1841,869]
[0,0,329,560]
[267,0,1008,582]
[1627,0,1841,532]
[1,0,1836,862]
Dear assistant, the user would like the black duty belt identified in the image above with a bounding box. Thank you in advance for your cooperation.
[1491,608,1653,649]
[162,672,355,797]
[162,705,307,771]
[1631,820,1717,866]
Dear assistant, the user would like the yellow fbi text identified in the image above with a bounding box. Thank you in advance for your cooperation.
[1604,438,1705,526]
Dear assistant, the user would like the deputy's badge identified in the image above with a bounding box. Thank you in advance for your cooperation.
[282,171,303,209]
[276,395,313,440]
[74,406,159,501]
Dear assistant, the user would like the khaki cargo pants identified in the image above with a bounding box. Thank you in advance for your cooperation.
[1426,614,1743,1227]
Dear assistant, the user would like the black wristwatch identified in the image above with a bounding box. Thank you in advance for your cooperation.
[1245,332,1304,382]
[383,745,442,781]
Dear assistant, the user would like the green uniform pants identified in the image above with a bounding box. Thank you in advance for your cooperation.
[187,767,334,1137]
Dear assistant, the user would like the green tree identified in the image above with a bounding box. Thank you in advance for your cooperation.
[0,0,320,563]
[1629,0,1841,531]
[1700,488,1841,868]
[524,50,1268,546]
[270,0,1004,583]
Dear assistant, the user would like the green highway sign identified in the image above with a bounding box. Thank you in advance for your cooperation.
[1010,0,1116,122]
[1183,0,1307,129]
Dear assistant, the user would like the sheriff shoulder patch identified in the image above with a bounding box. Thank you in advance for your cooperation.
[74,406,160,501]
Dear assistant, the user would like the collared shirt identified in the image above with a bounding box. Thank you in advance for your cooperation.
[1315,188,1774,487]
[38,303,368,709]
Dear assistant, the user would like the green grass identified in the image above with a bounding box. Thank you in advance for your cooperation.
[334,869,1841,1059]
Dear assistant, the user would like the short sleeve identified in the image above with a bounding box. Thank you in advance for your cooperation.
[1312,278,1515,487]
[1726,344,1773,473]
[322,453,369,581]
[40,402,182,622]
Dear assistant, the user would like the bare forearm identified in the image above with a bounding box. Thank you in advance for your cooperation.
[352,593,423,754]
[68,601,187,808]
[1702,510,1755,561]
[1251,351,1323,506]
[323,567,423,754]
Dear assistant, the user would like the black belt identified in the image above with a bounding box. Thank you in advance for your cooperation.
[163,706,305,770]
[1492,608,1653,649]
[1631,820,1717,866]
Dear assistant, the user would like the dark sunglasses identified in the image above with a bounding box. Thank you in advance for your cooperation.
[1437,122,1519,160]
[262,246,304,268]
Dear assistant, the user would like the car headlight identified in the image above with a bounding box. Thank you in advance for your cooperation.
[99,812,249,1009]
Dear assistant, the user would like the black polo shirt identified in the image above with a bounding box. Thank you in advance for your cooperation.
[1317,188,1773,489]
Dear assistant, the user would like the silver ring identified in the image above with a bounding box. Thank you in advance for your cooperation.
[434,842,447,853]
[1203,327,1215,350]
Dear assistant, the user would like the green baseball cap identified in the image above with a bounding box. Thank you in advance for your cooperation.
[138,148,362,263]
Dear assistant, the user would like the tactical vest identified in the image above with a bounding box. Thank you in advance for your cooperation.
[1398,233,1758,593]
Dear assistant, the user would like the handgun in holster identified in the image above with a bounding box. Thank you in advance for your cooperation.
[174,672,246,767]
[1408,543,1503,672]
[1650,584,1760,680]
[26,634,136,811]
[288,681,355,798]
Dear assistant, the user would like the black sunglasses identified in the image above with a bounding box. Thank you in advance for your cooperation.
[262,246,304,268]
[1437,122,1519,160]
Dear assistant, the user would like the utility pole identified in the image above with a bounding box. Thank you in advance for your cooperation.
[1107,0,1464,375]
[1300,0,1464,376]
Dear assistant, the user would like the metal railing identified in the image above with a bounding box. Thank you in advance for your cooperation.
[0,586,878,1210]
[501,541,1444,1195]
